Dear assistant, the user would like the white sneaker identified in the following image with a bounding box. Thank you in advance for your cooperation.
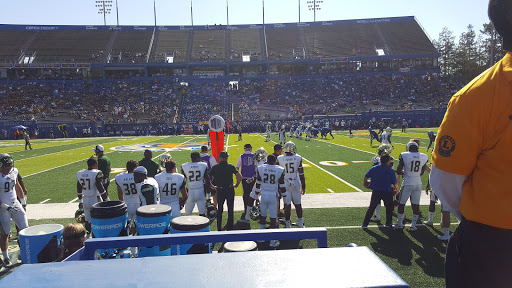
[269,240,280,248]
[370,216,381,222]
[424,221,434,227]
[409,226,417,232]
[438,234,450,241]
[3,258,12,267]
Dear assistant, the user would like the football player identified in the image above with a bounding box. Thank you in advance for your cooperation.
[395,141,429,231]
[93,145,111,200]
[279,125,286,145]
[424,178,451,241]
[245,147,268,222]
[304,125,312,141]
[295,125,301,139]
[155,160,188,219]
[181,152,212,217]
[254,154,286,248]
[381,127,394,149]
[278,141,306,228]
[426,130,437,152]
[289,125,294,138]
[0,154,28,267]
[77,158,108,234]
[368,128,381,147]
[134,166,159,206]
[115,160,139,235]
[320,127,334,139]
[265,122,272,142]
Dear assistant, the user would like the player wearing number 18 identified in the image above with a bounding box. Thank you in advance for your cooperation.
[395,141,429,231]
[77,158,108,233]
[155,160,188,219]
[115,160,139,235]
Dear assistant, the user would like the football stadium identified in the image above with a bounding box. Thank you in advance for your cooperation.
[0,0,509,287]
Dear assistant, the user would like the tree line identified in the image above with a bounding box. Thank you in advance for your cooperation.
[433,22,506,80]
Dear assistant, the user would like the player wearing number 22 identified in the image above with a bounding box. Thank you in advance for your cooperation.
[155,160,188,219]
[277,141,306,228]
[77,158,108,233]
[395,142,429,231]
[181,152,213,217]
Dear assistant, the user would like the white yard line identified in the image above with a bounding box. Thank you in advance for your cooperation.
[68,197,79,203]
[327,189,335,193]
[258,135,362,192]
[311,138,374,155]
[39,199,51,204]
[24,136,168,178]
[225,134,230,152]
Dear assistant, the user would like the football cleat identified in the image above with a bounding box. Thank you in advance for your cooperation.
[254,147,268,162]
[437,234,450,241]
[250,200,261,221]
[409,226,418,232]
[205,199,217,222]
[424,221,434,227]
[283,141,297,154]
[158,153,172,167]
[75,209,85,224]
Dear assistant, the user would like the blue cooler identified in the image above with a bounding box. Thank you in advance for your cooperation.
[19,224,63,264]
[223,241,257,253]
[90,201,128,257]
[136,204,172,257]
[170,216,211,255]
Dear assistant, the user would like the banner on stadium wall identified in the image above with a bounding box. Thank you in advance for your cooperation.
[61,63,76,69]
[14,64,30,68]
[76,63,91,68]
[0,64,13,68]
[399,67,411,73]
[46,63,61,68]
[29,63,46,68]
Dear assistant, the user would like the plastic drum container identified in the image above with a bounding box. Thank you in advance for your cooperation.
[19,224,63,264]
[136,204,172,257]
[170,216,211,255]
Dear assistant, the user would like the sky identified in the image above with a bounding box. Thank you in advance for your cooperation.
[0,0,490,41]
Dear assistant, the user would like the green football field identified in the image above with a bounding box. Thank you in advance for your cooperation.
[1,128,437,204]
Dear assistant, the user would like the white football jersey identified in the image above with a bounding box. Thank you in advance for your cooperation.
[277,154,303,180]
[256,164,285,194]
[137,177,159,206]
[115,172,138,204]
[400,152,429,186]
[155,172,186,205]
[181,162,208,191]
[381,132,391,145]
[0,167,18,204]
[76,169,102,198]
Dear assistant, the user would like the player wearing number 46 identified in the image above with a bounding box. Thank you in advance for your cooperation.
[77,158,108,234]
[395,141,429,231]
[155,159,188,219]
[115,160,140,235]
[181,152,213,217]
[277,141,306,228]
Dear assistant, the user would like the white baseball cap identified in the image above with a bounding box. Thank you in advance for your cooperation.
[92,145,104,152]
[134,166,147,175]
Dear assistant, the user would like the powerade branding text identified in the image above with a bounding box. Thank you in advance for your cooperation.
[92,223,124,230]
[137,222,167,229]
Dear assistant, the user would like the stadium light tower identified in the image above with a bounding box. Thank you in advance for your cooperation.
[307,0,323,22]
[96,0,113,26]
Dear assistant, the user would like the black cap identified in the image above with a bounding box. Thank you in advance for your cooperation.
[219,151,229,159]
[274,144,283,151]
[244,144,252,149]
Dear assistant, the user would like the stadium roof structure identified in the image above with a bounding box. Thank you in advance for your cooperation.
[0,16,439,68]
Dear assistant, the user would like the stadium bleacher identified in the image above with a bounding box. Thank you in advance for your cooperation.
[266,27,303,61]
[153,30,190,63]
[0,30,36,63]
[190,30,226,62]
[110,30,154,63]
[378,21,436,55]
[229,29,263,61]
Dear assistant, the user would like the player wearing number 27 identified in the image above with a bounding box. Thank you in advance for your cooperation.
[181,152,212,217]
[77,158,108,233]
[395,141,429,231]
[155,160,188,219]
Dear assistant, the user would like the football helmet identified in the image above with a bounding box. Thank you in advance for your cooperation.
[283,141,297,154]
[250,200,261,221]
[205,199,217,222]
[427,130,434,136]
[254,147,268,162]
[406,141,419,151]
[372,156,380,165]
[281,125,285,129]
[159,153,172,167]
[0,153,13,168]
[377,144,392,156]
[75,209,85,224]
[386,127,392,132]
[267,122,272,125]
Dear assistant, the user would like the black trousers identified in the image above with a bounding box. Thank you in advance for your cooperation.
[217,186,235,231]
[241,179,255,213]
[363,190,393,226]
[445,217,512,288]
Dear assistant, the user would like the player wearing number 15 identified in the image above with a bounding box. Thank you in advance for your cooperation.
[155,160,188,219]
[77,158,108,233]
[395,141,429,231]
[181,152,212,217]
[115,160,139,234]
